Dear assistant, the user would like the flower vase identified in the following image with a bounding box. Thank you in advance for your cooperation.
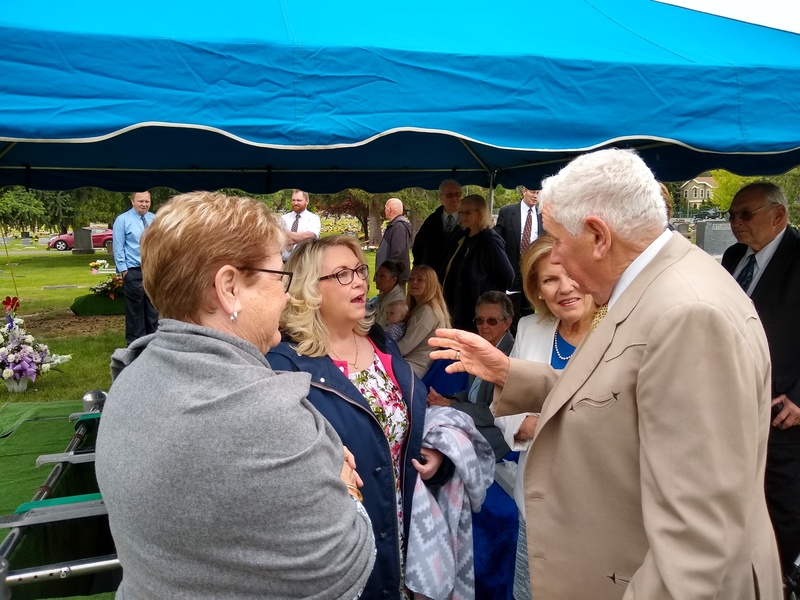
[91,268,99,274]
[4,377,29,393]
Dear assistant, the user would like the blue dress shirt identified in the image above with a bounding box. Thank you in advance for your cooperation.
[113,208,154,271]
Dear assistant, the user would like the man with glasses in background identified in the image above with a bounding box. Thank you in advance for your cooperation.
[722,182,800,580]
[412,179,464,277]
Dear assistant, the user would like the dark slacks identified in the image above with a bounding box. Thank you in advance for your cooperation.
[765,441,800,574]
[123,268,159,345]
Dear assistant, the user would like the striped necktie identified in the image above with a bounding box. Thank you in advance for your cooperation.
[141,216,148,229]
[735,254,756,293]
[520,207,533,255]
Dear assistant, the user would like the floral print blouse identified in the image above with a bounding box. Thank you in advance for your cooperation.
[350,354,410,555]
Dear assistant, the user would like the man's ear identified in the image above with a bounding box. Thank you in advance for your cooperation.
[773,204,788,225]
[584,216,612,260]
[213,265,241,317]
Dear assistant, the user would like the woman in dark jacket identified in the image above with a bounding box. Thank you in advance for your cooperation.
[268,235,447,600]
[439,194,515,331]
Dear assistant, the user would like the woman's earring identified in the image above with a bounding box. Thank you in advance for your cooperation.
[230,311,238,322]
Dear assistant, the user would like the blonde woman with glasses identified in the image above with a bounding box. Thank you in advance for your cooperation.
[268,235,450,600]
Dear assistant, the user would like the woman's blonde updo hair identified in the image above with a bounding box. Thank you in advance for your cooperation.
[521,236,557,319]
[281,235,373,357]
[141,191,284,322]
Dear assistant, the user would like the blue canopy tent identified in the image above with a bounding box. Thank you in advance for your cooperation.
[1,0,800,193]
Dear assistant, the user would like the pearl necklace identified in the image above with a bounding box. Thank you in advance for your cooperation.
[330,331,360,367]
[553,324,574,361]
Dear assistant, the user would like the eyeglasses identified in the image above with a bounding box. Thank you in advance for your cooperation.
[238,267,294,292]
[722,204,777,222]
[319,264,370,285]
[474,317,508,327]
[441,192,462,199]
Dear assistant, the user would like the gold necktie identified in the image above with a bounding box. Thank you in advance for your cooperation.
[589,303,608,334]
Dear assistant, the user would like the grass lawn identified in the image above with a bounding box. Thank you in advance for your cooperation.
[1,245,125,403]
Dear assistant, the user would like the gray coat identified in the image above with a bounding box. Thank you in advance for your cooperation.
[95,319,375,599]
[376,215,412,283]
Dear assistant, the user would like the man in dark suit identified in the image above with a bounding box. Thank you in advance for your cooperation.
[722,181,800,577]
[411,179,463,277]
[494,186,544,330]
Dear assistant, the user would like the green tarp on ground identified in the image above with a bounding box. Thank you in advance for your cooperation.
[0,401,83,516]
[1,401,117,599]
[69,294,124,317]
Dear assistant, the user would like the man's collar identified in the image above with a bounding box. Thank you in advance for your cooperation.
[608,229,672,309]
[745,226,786,268]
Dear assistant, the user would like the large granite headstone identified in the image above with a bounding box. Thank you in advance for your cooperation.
[72,228,96,255]
[696,220,736,258]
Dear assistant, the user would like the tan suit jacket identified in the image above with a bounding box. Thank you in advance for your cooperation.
[495,233,781,599]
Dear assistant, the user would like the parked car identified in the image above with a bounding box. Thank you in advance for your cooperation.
[47,228,113,251]
[693,209,719,222]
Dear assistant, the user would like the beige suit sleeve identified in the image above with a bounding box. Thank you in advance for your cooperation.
[623,303,768,599]
[493,357,558,417]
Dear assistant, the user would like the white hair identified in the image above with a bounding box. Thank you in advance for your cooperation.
[539,149,667,241]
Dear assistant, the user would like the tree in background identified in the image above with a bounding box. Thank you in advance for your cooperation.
[770,166,800,225]
[33,190,79,233]
[315,189,373,240]
[0,187,46,233]
[710,170,759,211]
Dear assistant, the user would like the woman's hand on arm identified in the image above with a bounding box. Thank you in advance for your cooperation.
[428,328,510,387]
[412,447,445,480]
[340,445,364,501]
[427,387,452,407]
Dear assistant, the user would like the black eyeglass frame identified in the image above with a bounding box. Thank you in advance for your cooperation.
[473,316,509,327]
[319,264,370,285]
[238,267,294,291]
[722,203,778,222]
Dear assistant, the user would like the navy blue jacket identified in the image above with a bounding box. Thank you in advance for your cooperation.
[439,227,515,331]
[267,325,427,599]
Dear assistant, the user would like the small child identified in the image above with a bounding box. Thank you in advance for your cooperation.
[383,299,408,342]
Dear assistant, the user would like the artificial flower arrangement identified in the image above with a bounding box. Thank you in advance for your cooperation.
[90,274,124,300]
[89,259,109,271]
[1,296,71,390]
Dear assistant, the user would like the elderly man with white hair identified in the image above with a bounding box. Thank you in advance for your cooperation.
[430,148,781,599]
[375,197,412,284]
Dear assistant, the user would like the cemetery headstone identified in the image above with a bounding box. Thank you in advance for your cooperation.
[695,220,736,258]
[72,228,95,255]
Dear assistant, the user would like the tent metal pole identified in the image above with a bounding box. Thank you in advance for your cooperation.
[488,171,497,215]
[0,143,15,161]
[5,554,120,588]
[458,139,492,177]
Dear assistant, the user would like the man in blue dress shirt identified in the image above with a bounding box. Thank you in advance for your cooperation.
[113,191,158,344]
